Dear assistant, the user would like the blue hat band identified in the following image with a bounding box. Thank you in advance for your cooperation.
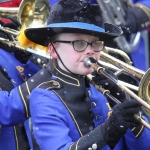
[46,22,105,33]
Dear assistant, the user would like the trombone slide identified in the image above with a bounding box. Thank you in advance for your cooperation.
[88,59,150,110]
[87,75,150,130]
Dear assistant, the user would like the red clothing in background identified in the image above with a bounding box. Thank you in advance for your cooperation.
[0,0,22,22]
[0,0,21,7]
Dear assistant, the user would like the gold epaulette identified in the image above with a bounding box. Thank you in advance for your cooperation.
[18,67,61,118]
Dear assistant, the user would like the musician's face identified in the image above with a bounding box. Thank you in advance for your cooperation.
[49,33,101,75]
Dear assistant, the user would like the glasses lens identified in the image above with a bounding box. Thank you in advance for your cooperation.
[92,41,104,52]
[73,40,87,51]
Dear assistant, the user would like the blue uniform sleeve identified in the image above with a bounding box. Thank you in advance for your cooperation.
[0,88,26,126]
[30,88,73,150]
[124,116,150,149]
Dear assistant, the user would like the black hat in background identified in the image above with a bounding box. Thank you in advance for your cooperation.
[25,0,122,46]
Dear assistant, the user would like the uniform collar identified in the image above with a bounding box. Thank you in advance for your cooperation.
[53,66,86,86]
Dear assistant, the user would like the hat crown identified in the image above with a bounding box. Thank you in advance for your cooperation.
[24,0,122,47]
[48,0,104,28]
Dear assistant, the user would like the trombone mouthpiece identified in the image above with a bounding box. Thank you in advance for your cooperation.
[84,57,92,68]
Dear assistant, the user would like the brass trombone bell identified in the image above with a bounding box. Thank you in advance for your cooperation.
[0,0,50,27]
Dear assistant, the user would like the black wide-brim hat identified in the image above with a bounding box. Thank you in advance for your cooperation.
[25,0,123,47]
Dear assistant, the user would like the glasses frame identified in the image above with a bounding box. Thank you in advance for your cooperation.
[53,40,104,52]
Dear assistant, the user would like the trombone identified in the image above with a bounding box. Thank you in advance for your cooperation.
[0,0,51,58]
[84,57,150,130]
[100,50,150,119]
[0,0,50,27]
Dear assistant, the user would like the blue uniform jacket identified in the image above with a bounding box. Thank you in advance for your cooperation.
[0,48,40,150]
[30,73,150,150]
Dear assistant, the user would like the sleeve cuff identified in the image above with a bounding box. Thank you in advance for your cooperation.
[69,125,106,150]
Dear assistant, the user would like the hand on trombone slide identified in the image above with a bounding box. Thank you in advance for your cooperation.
[85,57,150,132]
[91,69,127,106]
[101,99,142,149]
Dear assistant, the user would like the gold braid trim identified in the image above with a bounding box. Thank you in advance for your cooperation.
[131,125,144,138]
[135,125,144,138]
[131,127,135,131]
[69,143,74,150]
[68,137,83,150]
[18,86,29,118]
[13,126,19,150]
[75,137,83,150]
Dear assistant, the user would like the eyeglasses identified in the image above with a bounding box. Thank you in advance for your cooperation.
[54,40,104,52]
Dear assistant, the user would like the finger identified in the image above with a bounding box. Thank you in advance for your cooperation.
[124,107,140,115]
[113,92,126,102]
[103,81,114,89]
[123,116,139,123]
[121,100,142,109]
[109,85,122,93]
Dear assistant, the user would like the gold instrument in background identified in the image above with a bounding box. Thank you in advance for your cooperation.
[0,0,50,55]
[0,0,50,27]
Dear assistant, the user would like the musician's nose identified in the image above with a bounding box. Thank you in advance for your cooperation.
[85,44,94,55]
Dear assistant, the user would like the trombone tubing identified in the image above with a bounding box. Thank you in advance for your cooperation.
[87,72,150,130]
[84,57,150,111]
[100,51,145,79]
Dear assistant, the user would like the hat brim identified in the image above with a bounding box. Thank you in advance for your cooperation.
[25,22,122,46]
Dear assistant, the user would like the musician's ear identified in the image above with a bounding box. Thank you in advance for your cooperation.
[48,43,58,58]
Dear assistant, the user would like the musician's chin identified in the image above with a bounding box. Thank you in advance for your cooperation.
[80,67,93,76]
